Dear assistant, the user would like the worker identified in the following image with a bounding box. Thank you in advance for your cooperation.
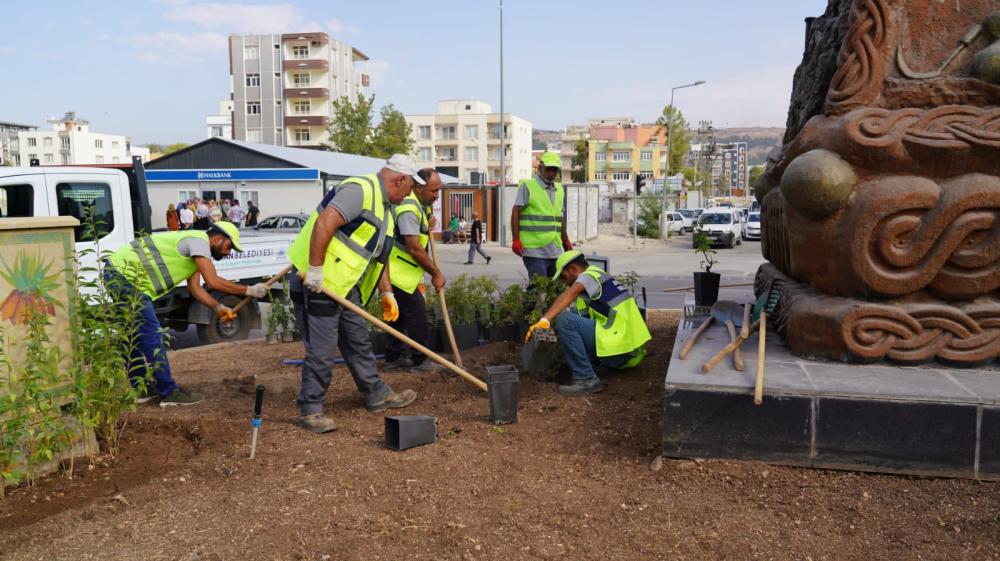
[510,151,573,278]
[383,168,445,372]
[524,250,651,395]
[104,222,267,406]
[287,154,425,434]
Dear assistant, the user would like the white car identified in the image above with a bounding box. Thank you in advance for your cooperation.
[694,208,743,248]
[662,211,694,234]
[744,212,762,240]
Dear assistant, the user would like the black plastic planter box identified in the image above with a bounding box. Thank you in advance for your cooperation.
[486,324,517,342]
[384,416,437,451]
[444,322,480,350]
[522,329,558,374]
[486,365,519,424]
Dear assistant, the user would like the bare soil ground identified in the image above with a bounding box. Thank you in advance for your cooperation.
[2,311,999,561]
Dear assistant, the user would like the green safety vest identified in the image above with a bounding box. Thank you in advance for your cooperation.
[388,192,430,294]
[574,265,651,365]
[518,178,564,249]
[107,231,206,299]
[287,174,394,305]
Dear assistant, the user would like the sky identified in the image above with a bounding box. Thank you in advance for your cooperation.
[0,0,828,145]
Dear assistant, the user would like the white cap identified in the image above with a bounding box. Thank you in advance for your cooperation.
[385,154,426,185]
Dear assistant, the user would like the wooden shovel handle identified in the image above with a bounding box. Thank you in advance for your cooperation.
[679,316,714,360]
[726,321,745,371]
[232,263,294,314]
[754,311,766,406]
[702,319,759,374]
[427,234,463,368]
[741,304,751,339]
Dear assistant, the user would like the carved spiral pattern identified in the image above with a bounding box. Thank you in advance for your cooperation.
[845,106,1000,150]
[826,0,892,115]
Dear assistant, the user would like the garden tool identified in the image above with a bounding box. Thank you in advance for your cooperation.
[679,315,713,360]
[232,263,293,314]
[710,301,746,371]
[427,232,463,368]
[249,384,265,460]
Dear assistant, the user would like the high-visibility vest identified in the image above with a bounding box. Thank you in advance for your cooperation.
[517,178,564,249]
[107,231,206,299]
[573,265,651,365]
[388,192,430,295]
[287,174,394,305]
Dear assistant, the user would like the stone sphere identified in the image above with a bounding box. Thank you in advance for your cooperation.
[971,43,1000,85]
[985,12,1000,40]
[779,149,856,220]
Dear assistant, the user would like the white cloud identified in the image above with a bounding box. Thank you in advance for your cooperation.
[122,31,228,64]
[164,1,305,34]
[325,18,358,35]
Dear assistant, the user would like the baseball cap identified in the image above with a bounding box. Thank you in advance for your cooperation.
[540,152,561,168]
[552,249,584,280]
[386,154,426,185]
[209,221,243,252]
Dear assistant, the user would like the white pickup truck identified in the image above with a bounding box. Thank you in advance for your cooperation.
[0,160,296,344]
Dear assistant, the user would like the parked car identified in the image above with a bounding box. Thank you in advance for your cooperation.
[663,211,694,234]
[745,212,762,240]
[245,213,308,233]
[694,208,743,248]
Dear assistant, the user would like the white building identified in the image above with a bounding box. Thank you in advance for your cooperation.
[206,100,234,139]
[405,99,532,185]
[559,124,589,183]
[13,112,131,166]
[130,146,151,163]
[228,32,369,149]
[0,121,37,166]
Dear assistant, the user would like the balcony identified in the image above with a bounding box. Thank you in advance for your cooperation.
[609,160,633,169]
[283,59,329,71]
[284,87,329,99]
[284,116,330,127]
[282,33,329,44]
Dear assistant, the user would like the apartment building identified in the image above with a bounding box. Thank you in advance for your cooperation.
[405,99,532,185]
[12,112,130,166]
[229,32,369,149]
[559,124,589,183]
[206,100,234,139]
[0,121,37,166]
[586,121,668,184]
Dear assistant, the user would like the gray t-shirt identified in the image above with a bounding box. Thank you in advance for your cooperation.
[327,183,365,223]
[575,273,601,300]
[514,175,567,259]
[396,211,422,237]
[177,236,212,260]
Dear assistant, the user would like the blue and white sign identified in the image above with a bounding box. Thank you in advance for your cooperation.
[145,168,320,182]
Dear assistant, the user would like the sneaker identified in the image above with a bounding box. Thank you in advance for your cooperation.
[463,261,473,265]
[558,377,605,396]
[366,389,418,413]
[383,357,410,371]
[409,361,441,373]
[298,413,338,434]
[159,387,204,407]
[135,384,157,404]
[486,256,492,264]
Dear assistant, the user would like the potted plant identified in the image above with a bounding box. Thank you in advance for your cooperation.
[491,283,526,342]
[615,270,646,320]
[363,291,388,354]
[693,230,721,306]
[438,274,481,350]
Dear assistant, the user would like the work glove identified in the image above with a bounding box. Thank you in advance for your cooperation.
[214,303,237,324]
[245,283,268,299]
[512,239,525,256]
[562,236,574,252]
[381,291,399,322]
[304,265,325,293]
[524,317,551,343]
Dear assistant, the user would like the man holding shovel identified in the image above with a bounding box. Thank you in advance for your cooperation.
[287,154,424,434]
[524,250,651,395]
[383,168,446,373]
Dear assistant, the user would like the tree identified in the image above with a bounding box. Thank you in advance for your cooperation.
[147,143,188,155]
[635,193,662,239]
[748,165,765,187]
[324,93,376,155]
[570,139,588,183]
[655,105,690,174]
[371,104,413,159]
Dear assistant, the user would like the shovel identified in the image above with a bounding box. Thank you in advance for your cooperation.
[707,301,746,371]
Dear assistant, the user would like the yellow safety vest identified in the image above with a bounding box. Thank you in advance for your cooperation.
[518,178,564,249]
[107,231,206,299]
[574,265,651,365]
[388,192,430,294]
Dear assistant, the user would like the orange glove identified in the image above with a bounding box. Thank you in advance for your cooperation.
[524,317,551,343]
[214,304,237,324]
[381,292,399,322]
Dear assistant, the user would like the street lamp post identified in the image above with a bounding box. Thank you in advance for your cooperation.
[498,0,507,247]
[662,80,705,211]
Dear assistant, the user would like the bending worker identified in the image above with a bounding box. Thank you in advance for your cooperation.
[287,154,424,434]
[524,250,651,395]
[105,222,267,406]
[383,168,445,372]
[510,151,573,278]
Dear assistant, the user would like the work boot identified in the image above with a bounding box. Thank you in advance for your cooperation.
[558,377,605,396]
[382,357,410,371]
[159,386,204,407]
[409,360,441,373]
[366,389,418,412]
[298,413,338,434]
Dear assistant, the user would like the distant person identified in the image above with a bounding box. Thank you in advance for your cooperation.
[458,216,469,243]
[209,207,224,224]
[179,203,194,230]
[195,199,211,230]
[221,199,231,217]
[464,211,491,265]
[447,215,460,244]
[166,203,180,231]
[227,200,246,224]
[510,151,572,279]
[245,200,260,227]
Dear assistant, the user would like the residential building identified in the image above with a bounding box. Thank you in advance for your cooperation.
[405,99,532,185]
[586,121,668,185]
[206,100,234,139]
[228,32,370,149]
[559,124,589,183]
[12,112,130,166]
[130,146,152,163]
[0,121,37,166]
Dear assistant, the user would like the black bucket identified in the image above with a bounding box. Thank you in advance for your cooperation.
[486,365,519,425]
[384,415,437,451]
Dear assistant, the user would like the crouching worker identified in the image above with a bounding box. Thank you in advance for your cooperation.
[524,250,651,395]
[104,222,268,406]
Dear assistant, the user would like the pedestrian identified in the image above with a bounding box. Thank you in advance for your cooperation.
[464,211,491,265]
[221,198,231,217]
[383,168,446,372]
[524,250,651,395]
[227,200,246,225]
[510,151,573,279]
[166,203,180,231]
[194,199,210,230]
[179,203,194,230]
[287,153,425,433]
[447,214,460,244]
[104,222,268,405]
[245,200,260,227]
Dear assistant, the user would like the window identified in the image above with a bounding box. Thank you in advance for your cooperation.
[247,128,262,142]
[438,147,456,161]
[594,171,606,181]
[59,137,70,150]
[247,102,261,115]
[257,216,279,229]
[61,154,70,164]
[27,137,36,147]
[293,101,311,114]
[292,45,309,59]
[95,155,104,163]
[640,152,652,161]
[239,190,259,208]
[211,126,224,137]
[56,182,115,240]
[0,183,34,217]
[440,126,456,140]
[418,126,431,140]
[489,148,502,161]
[295,128,311,142]
[293,73,310,86]
[489,125,504,139]
[95,139,103,149]
[43,154,53,164]
[612,171,632,181]
[27,153,38,163]
[244,45,259,59]
[464,125,478,139]
[111,141,119,150]
[464,147,478,161]
[43,137,53,147]
[638,171,653,179]
[612,151,630,162]
[595,151,606,161]
[246,73,260,87]
[418,147,432,161]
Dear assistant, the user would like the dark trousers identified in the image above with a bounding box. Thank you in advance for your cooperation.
[467,242,489,263]
[522,256,557,279]
[385,286,431,366]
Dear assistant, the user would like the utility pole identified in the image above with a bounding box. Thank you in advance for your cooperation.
[498,0,508,247]
[663,81,706,212]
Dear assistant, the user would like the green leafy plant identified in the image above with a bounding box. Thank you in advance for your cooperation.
[494,283,527,326]
[525,275,565,324]
[694,230,719,273]
[615,271,640,294]
[443,274,497,326]
[266,288,296,342]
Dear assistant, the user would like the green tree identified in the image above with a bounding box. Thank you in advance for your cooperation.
[371,104,413,159]
[324,93,376,155]
[748,165,765,187]
[146,143,187,155]
[571,139,588,183]
[635,193,663,239]
[655,105,690,173]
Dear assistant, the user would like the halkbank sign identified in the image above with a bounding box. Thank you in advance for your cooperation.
[145,168,320,182]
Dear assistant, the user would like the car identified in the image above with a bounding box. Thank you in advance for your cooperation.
[694,208,743,249]
[744,212,762,240]
[244,213,309,233]
[663,211,694,234]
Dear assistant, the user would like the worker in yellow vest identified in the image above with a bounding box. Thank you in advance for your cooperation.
[104,222,268,406]
[524,250,651,395]
[286,154,425,434]
[510,151,573,278]
[383,168,446,372]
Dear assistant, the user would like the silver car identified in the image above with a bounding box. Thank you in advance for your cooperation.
[744,212,762,240]
[243,213,309,233]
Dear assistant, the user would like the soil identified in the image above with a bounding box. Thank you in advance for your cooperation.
[2,311,999,561]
